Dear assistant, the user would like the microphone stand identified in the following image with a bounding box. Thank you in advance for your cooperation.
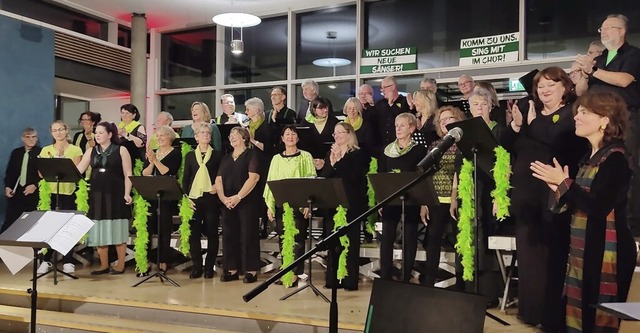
[244,165,440,333]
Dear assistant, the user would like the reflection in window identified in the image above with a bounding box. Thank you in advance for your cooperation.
[160,91,216,121]
[2,0,107,40]
[526,0,640,60]
[224,88,273,114]
[225,16,287,84]
[294,81,356,116]
[365,0,518,69]
[296,6,357,79]
[161,27,217,89]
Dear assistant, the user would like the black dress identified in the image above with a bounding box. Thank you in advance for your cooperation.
[499,103,589,328]
[183,147,223,273]
[145,148,182,264]
[354,119,376,158]
[378,142,428,282]
[320,148,369,290]
[217,148,262,272]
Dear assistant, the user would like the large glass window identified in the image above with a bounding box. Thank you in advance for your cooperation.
[2,0,108,40]
[296,6,357,79]
[161,27,217,89]
[224,88,273,114]
[526,0,640,60]
[294,81,356,116]
[365,0,518,69]
[160,91,216,121]
[224,16,288,84]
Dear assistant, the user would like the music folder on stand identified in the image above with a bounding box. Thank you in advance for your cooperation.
[369,172,439,282]
[267,177,349,303]
[35,157,83,284]
[129,175,184,288]
[446,116,510,327]
[0,210,94,333]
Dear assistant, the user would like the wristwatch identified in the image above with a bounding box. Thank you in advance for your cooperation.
[591,66,598,75]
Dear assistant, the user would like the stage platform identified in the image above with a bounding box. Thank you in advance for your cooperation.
[0,258,540,333]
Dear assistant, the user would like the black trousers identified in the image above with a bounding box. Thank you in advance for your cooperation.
[2,185,38,233]
[148,200,175,264]
[274,207,308,275]
[221,202,260,272]
[323,207,362,289]
[189,193,221,271]
[421,203,451,286]
[380,206,420,282]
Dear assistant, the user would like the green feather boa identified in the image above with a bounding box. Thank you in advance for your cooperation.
[37,179,52,210]
[456,159,475,281]
[491,147,511,221]
[131,159,150,273]
[332,205,349,280]
[280,203,298,287]
[177,142,194,255]
[75,179,90,244]
[365,158,378,235]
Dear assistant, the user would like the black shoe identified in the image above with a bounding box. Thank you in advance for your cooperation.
[287,279,299,288]
[91,268,110,275]
[110,268,125,275]
[190,268,203,279]
[243,273,257,283]
[204,269,215,279]
[220,272,239,282]
[136,269,150,277]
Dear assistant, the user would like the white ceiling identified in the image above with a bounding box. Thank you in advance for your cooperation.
[55,0,354,29]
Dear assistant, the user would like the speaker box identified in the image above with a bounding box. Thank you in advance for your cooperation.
[364,279,488,333]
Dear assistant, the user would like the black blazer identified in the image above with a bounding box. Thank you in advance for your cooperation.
[4,146,42,189]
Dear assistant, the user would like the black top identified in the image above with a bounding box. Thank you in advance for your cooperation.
[378,143,428,173]
[72,131,92,153]
[121,124,146,163]
[412,114,438,149]
[499,103,589,211]
[374,95,413,147]
[300,116,340,158]
[354,119,377,158]
[267,106,297,125]
[589,42,640,110]
[447,99,472,118]
[217,148,261,204]
[182,148,224,195]
[144,148,182,176]
[4,146,42,188]
[320,148,370,212]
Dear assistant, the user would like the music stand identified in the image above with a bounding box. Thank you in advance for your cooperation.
[216,123,238,154]
[173,137,197,148]
[267,177,349,303]
[369,172,439,282]
[446,117,509,326]
[129,176,184,287]
[0,211,92,333]
[35,158,82,283]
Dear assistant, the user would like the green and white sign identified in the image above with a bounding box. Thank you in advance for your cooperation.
[459,32,519,66]
[509,78,525,92]
[360,47,417,74]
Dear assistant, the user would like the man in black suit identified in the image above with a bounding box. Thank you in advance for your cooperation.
[2,128,41,232]
[296,79,319,123]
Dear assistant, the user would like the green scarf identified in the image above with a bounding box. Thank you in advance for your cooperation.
[92,144,118,168]
[188,146,213,199]
[117,120,141,134]
[345,116,363,131]
[383,139,418,158]
[248,118,264,138]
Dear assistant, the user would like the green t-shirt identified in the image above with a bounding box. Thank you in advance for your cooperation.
[39,144,83,195]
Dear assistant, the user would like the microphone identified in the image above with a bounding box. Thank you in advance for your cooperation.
[417,127,463,171]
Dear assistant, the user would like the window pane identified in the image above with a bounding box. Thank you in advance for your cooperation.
[161,27,216,89]
[224,88,273,114]
[294,81,356,116]
[365,0,518,69]
[526,0,640,59]
[160,91,216,121]
[2,0,107,40]
[296,6,357,79]
[224,16,287,84]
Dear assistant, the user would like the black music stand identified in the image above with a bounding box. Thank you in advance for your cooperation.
[130,176,183,287]
[267,177,349,303]
[216,123,238,153]
[35,158,82,283]
[173,137,197,148]
[0,211,90,333]
[446,117,509,326]
[369,172,439,282]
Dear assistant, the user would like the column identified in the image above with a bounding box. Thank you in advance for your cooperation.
[131,13,147,119]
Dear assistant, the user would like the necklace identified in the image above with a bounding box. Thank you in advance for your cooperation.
[232,148,245,160]
[156,147,173,159]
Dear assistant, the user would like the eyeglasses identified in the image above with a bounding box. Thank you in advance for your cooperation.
[332,131,348,137]
[598,26,622,33]
[79,118,92,122]
[380,84,394,90]
[439,116,457,124]
[458,81,472,86]
[51,128,67,133]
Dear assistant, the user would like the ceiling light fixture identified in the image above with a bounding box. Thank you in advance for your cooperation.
[313,31,351,69]
[212,4,261,55]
